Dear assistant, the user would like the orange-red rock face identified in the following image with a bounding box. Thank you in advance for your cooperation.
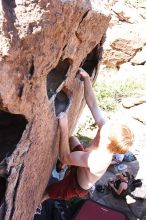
[0,1,110,219]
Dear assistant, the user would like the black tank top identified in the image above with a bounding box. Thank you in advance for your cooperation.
[113,179,128,198]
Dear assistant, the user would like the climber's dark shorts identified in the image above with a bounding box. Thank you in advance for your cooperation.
[47,144,89,200]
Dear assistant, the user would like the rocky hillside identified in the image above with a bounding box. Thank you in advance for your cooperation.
[103,0,146,75]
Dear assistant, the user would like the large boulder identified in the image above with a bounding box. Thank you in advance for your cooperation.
[0,1,110,219]
[102,0,146,70]
[102,22,146,67]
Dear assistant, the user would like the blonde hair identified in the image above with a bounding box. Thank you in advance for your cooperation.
[107,121,134,154]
